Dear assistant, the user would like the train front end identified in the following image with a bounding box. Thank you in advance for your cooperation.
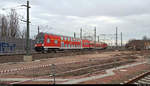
[34,33,45,52]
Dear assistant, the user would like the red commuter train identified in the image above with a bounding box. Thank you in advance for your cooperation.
[34,32,108,53]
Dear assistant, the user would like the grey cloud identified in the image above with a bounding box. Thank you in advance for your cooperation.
[0,0,150,42]
[30,0,150,17]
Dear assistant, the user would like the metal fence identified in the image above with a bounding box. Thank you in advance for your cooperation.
[0,37,35,55]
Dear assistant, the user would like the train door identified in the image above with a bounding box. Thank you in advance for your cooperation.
[61,42,64,48]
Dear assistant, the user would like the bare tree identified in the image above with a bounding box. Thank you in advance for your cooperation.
[20,28,27,39]
[0,15,9,37]
[8,9,20,38]
[142,36,148,40]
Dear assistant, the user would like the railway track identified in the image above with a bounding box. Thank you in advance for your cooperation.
[0,49,114,64]
[124,71,150,84]
[0,49,114,56]
[1,60,134,84]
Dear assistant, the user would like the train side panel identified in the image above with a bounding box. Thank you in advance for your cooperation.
[44,34,61,52]
[82,40,90,49]
[35,33,108,52]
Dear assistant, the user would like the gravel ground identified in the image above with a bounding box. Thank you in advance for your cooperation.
[79,63,150,84]
[0,50,150,84]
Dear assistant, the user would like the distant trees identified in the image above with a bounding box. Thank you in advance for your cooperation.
[20,27,27,39]
[142,36,149,40]
[0,15,8,37]
[0,9,20,38]
[9,9,20,38]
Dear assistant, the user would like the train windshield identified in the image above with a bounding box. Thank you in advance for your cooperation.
[36,38,44,44]
[35,32,45,44]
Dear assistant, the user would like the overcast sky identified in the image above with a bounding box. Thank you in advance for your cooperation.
[0,0,150,44]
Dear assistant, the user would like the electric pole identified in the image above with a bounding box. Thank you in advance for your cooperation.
[26,0,30,55]
[116,27,118,49]
[38,26,40,34]
[74,32,76,38]
[98,36,99,42]
[80,28,82,39]
[94,27,96,48]
[21,0,32,62]
[121,32,122,47]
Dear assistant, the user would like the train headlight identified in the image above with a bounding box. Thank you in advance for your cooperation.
[42,44,44,46]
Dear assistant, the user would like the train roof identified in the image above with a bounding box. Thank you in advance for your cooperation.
[36,32,88,40]
[36,32,107,44]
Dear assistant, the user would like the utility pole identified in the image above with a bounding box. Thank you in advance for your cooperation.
[116,27,118,49]
[97,36,99,42]
[94,27,96,48]
[38,26,40,34]
[22,1,32,62]
[74,32,76,38]
[121,32,122,47]
[26,0,30,55]
[80,28,82,39]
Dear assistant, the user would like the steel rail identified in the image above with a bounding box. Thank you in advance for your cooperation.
[124,71,150,84]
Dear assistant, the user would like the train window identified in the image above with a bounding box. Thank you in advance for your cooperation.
[68,44,70,48]
[65,37,66,41]
[36,38,44,44]
[68,38,70,41]
[54,40,58,44]
[47,38,50,43]
[61,37,63,40]
[61,42,64,47]
[65,44,67,47]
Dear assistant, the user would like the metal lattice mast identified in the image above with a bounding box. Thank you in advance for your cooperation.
[116,27,118,48]
[26,0,30,55]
